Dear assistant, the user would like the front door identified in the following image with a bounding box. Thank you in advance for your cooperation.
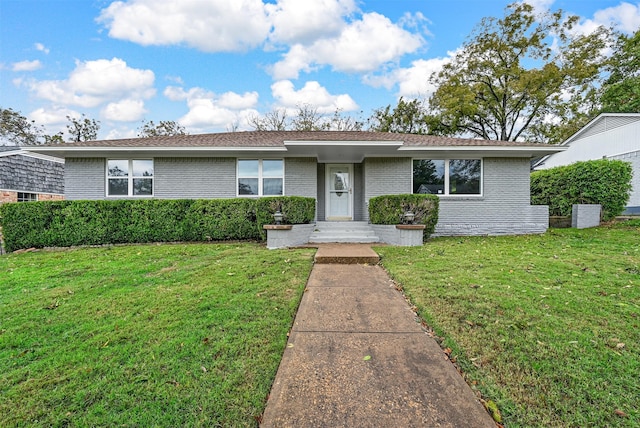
[326,164,353,221]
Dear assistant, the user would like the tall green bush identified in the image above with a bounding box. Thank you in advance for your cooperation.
[0,197,315,252]
[368,194,439,240]
[531,159,632,220]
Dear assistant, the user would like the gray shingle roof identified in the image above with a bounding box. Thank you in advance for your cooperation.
[53,131,550,148]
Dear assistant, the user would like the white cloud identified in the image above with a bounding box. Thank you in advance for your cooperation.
[271,12,424,79]
[29,106,81,136]
[98,0,271,52]
[105,127,138,140]
[218,91,260,109]
[364,53,455,99]
[271,80,358,113]
[24,58,155,115]
[12,60,42,72]
[266,0,356,44]
[520,0,555,15]
[164,85,260,131]
[102,99,147,122]
[590,2,640,34]
[34,42,50,54]
[98,1,425,80]
[30,106,79,126]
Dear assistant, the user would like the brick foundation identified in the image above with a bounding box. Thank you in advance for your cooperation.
[0,191,64,203]
[0,191,17,203]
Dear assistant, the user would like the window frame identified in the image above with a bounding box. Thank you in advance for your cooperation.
[17,192,38,202]
[236,159,285,197]
[106,159,154,197]
[412,158,483,197]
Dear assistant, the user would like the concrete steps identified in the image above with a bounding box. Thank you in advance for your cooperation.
[313,244,380,264]
[309,221,380,244]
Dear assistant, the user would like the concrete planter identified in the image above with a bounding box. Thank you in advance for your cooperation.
[572,204,602,229]
[263,224,315,249]
[371,224,425,246]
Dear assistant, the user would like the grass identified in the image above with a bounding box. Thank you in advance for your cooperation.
[376,219,640,427]
[0,243,315,427]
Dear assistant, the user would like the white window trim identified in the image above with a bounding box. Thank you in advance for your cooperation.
[106,159,154,197]
[412,158,483,197]
[17,192,38,202]
[236,159,285,197]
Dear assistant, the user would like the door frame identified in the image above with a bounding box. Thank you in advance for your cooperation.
[325,164,353,221]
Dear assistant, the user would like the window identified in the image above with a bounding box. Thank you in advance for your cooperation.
[413,159,481,195]
[107,159,153,197]
[17,192,38,202]
[237,159,283,196]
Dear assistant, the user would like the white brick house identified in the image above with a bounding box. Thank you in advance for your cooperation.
[27,131,563,236]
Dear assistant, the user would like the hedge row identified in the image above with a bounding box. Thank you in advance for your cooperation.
[0,197,315,252]
[368,194,439,240]
[531,159,632,220]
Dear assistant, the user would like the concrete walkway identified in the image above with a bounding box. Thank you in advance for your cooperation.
[260,244,495,427]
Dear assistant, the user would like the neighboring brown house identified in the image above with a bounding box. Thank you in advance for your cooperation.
[0,147,64,203]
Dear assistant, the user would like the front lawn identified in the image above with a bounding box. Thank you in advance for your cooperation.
[0,243,315,427]
[377,220,640,427]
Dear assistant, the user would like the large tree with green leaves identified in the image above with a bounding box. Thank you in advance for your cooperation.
[600,29,640,113]
[367,97,429,134]
[0,108,42,145]
[426,2,611,144]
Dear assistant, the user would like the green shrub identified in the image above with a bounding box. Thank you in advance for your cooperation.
[0,197,316,252]
[185,199,260,241]
[531,159,632,220]
[368,194,439,240]
[254,196,316,238]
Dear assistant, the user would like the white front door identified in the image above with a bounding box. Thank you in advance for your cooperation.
[326,164,353,221]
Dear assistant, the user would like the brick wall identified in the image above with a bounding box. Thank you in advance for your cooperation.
[0,191,16,203]
[38,194,64,202]
[0,190,64,203]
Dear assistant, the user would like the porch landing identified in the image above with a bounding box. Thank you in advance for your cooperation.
[309,221,380,244]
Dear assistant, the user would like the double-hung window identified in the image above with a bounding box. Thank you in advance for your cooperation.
[413,159,481,195]
[237,159,283,196]
[107,159,154,197]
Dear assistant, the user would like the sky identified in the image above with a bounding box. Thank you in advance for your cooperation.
[1,0,640,140]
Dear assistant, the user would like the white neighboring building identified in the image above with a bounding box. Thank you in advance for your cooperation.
[535,113,640,214]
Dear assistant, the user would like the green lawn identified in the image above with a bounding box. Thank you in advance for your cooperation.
[2,222,639,427]
[377,220,640,427]
[0,243,315,427]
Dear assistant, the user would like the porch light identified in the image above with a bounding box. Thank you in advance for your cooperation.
[403,211,415,224]
[273,210,284,225]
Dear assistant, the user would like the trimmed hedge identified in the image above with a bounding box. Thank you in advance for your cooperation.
[368,194,439,240]
[531,159,632,220]
[0,197,315,252]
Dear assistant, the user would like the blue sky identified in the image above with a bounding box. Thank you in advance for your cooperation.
[1,0,639,140]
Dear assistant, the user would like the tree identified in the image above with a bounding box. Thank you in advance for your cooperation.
[247,108,288,131]
[137,120,188,137]
[426,2,612,144]
[66,114,100,142]
[247,104,362,131]
[367,97,428,134]
[290,104,326,131]
[0,108,41,145]
[600,29,640,113]
[324,108,363,131]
